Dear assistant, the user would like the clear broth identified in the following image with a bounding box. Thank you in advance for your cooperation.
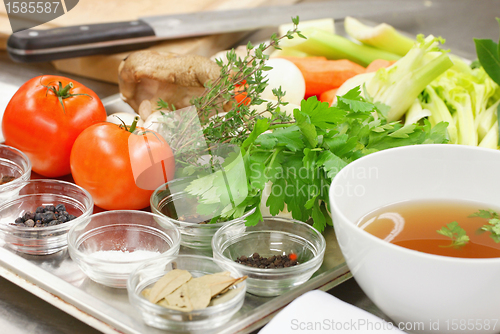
[357,200,500,259]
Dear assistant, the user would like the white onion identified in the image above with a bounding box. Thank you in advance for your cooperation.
[261,58,305,106]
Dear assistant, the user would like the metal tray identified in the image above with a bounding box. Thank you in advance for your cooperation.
[0,229,349,334]
[0,94,350,334]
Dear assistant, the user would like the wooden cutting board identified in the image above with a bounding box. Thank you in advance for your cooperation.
[0,0,298,83]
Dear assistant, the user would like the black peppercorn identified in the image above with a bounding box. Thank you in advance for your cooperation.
[41,212,56,223]
[57,215,68,223]
[23,211,35,221]
[235,253,300,269]
[12,203,78,228]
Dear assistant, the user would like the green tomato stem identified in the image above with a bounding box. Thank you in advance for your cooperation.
[59,82,74,96]
[41,80,92,113]
[129,116,139,133]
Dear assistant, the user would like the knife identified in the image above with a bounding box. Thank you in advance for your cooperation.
[7,1,428,63]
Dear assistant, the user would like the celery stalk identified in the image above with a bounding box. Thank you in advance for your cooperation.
[344,16,415,56]
[476,99,500,141]
[334,35,453,123]
[405,98,432,126]
[270,48,312,58]
[448,90,478,146]
[285,28,401,66]
[279,18,335,38]
[376,53,453,121]
[478,121,499,149]
[420,87,458,144]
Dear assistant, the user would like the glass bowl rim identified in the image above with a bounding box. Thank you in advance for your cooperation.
[212,215,327,274]
[0,144,32,191]
[67,210,181,266]
[0,179,93,233]
[150,178,256,227]
[127,253,246,316]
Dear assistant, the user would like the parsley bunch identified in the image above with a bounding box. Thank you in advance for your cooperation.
[185,88,449,232]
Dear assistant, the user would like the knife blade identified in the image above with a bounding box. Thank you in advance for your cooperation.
[7,0,429,63]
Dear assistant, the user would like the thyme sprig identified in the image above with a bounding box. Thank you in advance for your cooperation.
[170,16,304,168]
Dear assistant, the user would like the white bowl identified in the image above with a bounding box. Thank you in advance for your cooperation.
[329,144,500,334]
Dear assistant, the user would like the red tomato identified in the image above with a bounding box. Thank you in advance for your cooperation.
[70,122,175,210]
[2,75,107,177]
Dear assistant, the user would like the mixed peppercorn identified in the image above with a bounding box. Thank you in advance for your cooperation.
[12,204,77,228]
[235,253,299,269]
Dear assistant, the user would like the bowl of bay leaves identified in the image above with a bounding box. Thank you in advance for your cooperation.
[127,254,246,331]
[329,145,500,334]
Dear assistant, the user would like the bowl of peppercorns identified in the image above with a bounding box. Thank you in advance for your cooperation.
[212,216,326,297]
[0,179,93,255]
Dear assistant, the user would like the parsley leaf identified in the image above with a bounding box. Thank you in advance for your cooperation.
[294,108,318,147]
[437,221,470,248]
[337,87,376,112]
[242,118,270,151]
[299,96,346,128]
[469,209,498,219]
[470,209,500,243]
[256,126,303,151]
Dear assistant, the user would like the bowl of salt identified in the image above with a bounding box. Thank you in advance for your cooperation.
[68,210,181,288]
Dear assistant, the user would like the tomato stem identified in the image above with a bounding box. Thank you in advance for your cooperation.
[110,115,129,131]
[128,116,139,133]
[41,80,93,113]
[59,82,73,96]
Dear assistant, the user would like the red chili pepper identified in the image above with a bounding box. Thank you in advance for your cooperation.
[289,253,298,261]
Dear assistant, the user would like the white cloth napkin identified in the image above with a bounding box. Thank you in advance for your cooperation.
[259,290,406,334]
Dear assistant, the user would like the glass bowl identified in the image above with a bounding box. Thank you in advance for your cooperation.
[127,254,246,332]
[0,179,93,255]
[212,216,326,297]
[68,210,181,288]
[150,178,255,250]
[0,144,31,203]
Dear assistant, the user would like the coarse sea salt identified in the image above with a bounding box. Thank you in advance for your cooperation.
[89,250,161,262]
[88,250,162,275]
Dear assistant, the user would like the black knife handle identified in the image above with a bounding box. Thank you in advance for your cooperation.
[7,20,157,63]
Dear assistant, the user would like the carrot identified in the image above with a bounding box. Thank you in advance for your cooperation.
[365,59,397,73]
[279,56,365,97]
[234,80,251,106]
[319,88,338,104]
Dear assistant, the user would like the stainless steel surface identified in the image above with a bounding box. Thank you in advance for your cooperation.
[0,1,498,333]
[0,219,349,334]
[144,1,425,39]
